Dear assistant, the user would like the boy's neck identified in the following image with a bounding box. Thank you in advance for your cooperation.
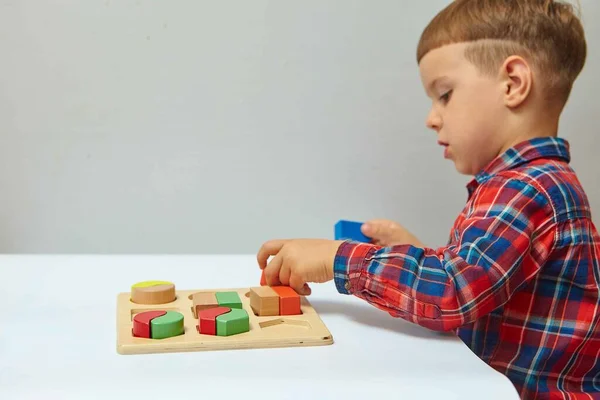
[498,109,561,156]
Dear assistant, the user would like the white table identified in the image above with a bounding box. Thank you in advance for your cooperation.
[0,255,519,399]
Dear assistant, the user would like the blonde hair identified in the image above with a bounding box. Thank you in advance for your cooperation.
[417,0,587,108]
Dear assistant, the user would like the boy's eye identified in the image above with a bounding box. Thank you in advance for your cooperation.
[439,90,452,103]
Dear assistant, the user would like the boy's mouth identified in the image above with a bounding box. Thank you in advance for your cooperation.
[438,141,450,158]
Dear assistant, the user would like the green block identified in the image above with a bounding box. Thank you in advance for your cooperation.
[150,311,184,339]
[215,291,242,309]
[216,308,249,336]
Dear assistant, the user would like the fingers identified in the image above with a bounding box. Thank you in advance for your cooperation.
[362,219,398,244]
[361,220,384,240]
[265,253,310,296]
[278,258,291,286]
[256,239,312,296]
[289,273,311,296]
[264,253,283,286]
[257,240,287,269]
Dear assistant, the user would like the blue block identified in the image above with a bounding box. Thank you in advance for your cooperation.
[334,220,371,242]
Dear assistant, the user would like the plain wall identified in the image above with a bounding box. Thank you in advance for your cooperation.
[0,0,598,253]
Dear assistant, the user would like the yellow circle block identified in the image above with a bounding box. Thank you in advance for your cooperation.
[130,281,176,305]
[131,280,173,289]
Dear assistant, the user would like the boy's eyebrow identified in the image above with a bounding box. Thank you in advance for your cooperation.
[428,76,450,93]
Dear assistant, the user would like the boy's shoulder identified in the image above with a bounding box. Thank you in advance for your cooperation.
[490,156,591,224]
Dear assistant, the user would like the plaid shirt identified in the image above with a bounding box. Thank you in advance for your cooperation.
[334,137,600,399]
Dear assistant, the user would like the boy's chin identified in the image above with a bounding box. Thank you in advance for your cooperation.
[452,160,478,176]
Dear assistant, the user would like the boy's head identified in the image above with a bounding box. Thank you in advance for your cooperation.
[417,0,587,175]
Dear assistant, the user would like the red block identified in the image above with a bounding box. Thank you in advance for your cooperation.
[197,306,231,335]
[271,286,301,315]
[132,310,167,338]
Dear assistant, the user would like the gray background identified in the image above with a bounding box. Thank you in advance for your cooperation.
[0,0,597,253]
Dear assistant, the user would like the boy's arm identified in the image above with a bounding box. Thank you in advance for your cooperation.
[333,176,557,331]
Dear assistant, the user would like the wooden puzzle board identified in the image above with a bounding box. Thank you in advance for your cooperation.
[117,287,334,355]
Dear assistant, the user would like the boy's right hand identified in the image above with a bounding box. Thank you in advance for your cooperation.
[361,219,425,247]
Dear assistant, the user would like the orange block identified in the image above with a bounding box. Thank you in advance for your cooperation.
[260,270,266,286]
[271,286,301,315]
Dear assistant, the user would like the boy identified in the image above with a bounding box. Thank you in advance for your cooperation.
[257,1,598,399]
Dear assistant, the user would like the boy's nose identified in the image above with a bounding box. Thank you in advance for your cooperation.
[425,109,442,131]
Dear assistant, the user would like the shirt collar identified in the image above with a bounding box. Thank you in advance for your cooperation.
[467,136,571,191]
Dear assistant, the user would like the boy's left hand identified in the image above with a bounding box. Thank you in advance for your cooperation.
[257,239,346,295]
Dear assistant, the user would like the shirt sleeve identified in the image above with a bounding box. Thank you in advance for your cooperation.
[333,176,557,331]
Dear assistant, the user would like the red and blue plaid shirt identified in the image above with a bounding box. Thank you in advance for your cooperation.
[334,137,600,399]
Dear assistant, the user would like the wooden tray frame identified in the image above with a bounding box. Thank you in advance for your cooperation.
[116,287,334,355]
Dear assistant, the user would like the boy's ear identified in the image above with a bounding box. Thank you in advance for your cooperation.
[500,55,532,108]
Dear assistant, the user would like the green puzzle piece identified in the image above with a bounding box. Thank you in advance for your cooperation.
[216,308,249,336]
[215,291,242,309]
[150,311,184,339]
